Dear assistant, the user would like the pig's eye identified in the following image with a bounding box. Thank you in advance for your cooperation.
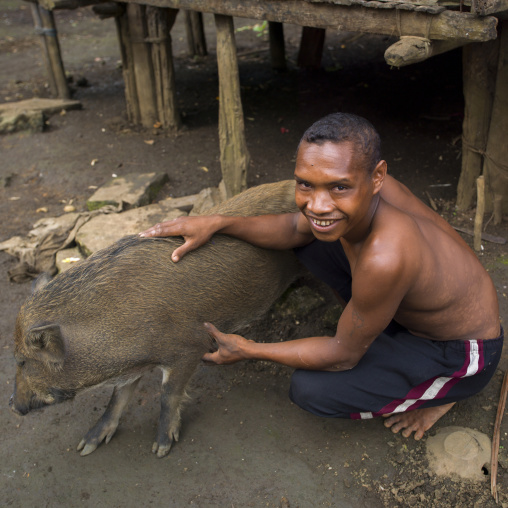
[17,360,25,368]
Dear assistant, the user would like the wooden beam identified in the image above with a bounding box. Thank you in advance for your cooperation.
[384,37,469,67]
[215,14,249,197]
[119,0,498,42]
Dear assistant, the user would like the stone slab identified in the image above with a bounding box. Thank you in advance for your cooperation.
[56,247,84,273]
[87,172,169,211]
[76,204,185,255]
[0,98,82,114]
[189,186,224,216]
[0,110,44,134]
[158,193,200,213]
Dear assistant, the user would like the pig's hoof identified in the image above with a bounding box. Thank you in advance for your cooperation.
[78,440,99,456]
[152,440,172,458]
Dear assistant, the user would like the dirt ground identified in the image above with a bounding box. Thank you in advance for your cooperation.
[1,3,508,507]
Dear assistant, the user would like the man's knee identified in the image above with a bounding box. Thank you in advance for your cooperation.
[289,369,340,417]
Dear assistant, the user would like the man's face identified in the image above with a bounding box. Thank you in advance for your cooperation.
[294,140,381,243]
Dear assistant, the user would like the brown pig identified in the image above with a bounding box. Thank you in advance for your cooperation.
[9,180,302,457]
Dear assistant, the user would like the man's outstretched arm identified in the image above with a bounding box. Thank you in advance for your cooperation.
[140,212,314,262]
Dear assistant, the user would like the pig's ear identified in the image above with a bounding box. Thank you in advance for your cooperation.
[31,273,52,293]
[26,324,65,369]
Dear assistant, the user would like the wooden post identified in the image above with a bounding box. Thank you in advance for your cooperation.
[474,175,485,251]
[115,11,141,125]
[214,14,249,198]
[146,6,181,131]
[456,39,499,211]
[269,21,286,71]
[184,10,207,57]
[297,26,326,69]
[31,3,70,99]
[483,21,508,224]
[126,4,158,128]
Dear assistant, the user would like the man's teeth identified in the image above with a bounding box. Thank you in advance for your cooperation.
[312,219,335,226]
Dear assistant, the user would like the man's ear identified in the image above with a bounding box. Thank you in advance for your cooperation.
[371,160,387,195]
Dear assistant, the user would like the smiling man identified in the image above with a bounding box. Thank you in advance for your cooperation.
[140,113,502,440]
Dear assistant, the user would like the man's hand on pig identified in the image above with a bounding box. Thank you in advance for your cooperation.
[203,322,253,365]
[139,216,220,262]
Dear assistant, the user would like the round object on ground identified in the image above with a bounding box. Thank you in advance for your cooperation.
[426,426,491,481]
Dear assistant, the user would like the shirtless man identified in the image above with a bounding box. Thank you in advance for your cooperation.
[140,113,502,440]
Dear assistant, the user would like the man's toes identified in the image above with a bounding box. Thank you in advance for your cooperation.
[402,427,414,438]
[413,429,425,441]
[383,415,398,428]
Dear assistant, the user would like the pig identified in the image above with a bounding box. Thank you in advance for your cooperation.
[10,180,303,457]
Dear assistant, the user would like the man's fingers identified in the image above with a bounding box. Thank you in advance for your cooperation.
[171,239,201,262]
[139,220,180,238]
[204,322,221,338]
[202,351,219,364]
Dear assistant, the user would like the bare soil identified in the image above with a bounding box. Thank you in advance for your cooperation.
[1,3,508,507]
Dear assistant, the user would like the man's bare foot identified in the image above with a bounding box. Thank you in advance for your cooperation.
[383,403,455,440]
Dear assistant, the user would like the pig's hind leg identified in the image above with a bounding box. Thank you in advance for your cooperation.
[152,363,196,458]
[77,377,141,456]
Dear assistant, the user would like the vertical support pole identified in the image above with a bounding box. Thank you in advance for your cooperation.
[184,11,207,57]
[483,21,508,224]
[147,6,181,131]
[115,8,141,125]
[297,27,326,69]
[474,175,485,251]
[31,3,70,99]
[127,3,157,128]
[456,39,499,211]
[269,22,286,71]
[214,14,249,198]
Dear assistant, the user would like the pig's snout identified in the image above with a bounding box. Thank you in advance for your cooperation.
[9,393,29,416]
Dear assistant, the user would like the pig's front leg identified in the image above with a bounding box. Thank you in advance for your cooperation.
[77,377,141,456]
[152,363,197,458]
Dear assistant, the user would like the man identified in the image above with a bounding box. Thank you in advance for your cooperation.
[140,113,502,440]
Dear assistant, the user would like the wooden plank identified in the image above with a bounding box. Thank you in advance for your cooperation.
[120,0,499,42]
[215,14,249,197]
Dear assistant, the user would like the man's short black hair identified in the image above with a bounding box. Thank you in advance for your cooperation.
[299,113,381,173]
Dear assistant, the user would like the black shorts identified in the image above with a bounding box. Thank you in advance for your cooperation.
[291,240,504,419]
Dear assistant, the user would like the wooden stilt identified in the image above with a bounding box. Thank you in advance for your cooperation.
[483,21,508,224]
[269,22,286,71]
[214,14,249,198]
[115,11,141,125]
[297,26,326,69]
[456,39,499,211]
[31,3,70,99]
[146,6,181,131]
[184,10,207,57]
[474,175,485,251]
